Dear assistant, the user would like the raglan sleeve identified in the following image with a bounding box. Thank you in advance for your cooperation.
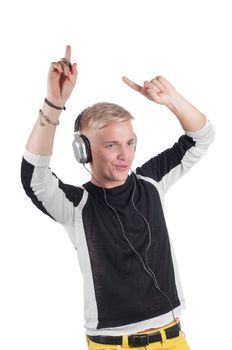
[135,119,215,194]
[21,149,84,224]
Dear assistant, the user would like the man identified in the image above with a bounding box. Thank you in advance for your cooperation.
[21,45,215,350]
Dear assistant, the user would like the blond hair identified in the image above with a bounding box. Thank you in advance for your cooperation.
[74,102,134,132]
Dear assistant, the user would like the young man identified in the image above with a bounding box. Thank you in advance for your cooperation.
[21,45,215,350]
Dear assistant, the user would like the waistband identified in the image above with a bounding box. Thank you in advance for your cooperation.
[87,321,181,347]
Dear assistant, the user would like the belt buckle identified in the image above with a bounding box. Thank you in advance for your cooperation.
[129,334,149,347]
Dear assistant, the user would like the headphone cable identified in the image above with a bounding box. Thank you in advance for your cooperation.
[83,164,178,324]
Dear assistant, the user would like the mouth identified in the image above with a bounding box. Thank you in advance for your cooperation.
[113,164,129,172]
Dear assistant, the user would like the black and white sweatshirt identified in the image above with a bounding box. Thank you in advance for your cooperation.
[21,120,215,336]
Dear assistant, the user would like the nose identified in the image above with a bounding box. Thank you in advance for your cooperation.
[117,145,132,160]
[117,145,126,160]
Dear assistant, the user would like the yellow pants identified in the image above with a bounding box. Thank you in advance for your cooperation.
[86,321,190,350]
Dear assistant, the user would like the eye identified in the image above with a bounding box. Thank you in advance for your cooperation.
[128,140,135,147]
[105,143,115,149]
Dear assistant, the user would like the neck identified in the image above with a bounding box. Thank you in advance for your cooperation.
[83,164,129,188]
[90,176,126,189]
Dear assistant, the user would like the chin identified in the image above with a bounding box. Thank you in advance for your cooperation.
[113,172,129,183]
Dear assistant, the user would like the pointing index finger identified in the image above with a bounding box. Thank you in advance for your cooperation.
[122,76,142,93]
[65,45,71,62]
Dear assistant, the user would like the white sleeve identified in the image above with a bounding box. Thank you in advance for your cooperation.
[21,149,84,224]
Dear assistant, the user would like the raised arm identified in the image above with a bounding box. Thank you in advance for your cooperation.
[124,76,215,193]
[26,45,77,155]
[21,46,82,226]
[122,75,206,132]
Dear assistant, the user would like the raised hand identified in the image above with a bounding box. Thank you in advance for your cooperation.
[122,75,180,107]
[47,45,78,106]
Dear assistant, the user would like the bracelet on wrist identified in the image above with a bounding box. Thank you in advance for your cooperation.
[44,98,66,110]
[39,109,60,127]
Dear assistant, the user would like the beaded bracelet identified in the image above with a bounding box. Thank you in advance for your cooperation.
[44,98,66,110]
[39,109,60,127]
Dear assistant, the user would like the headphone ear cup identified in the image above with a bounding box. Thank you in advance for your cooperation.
[72,134,92,164]
[81,135,92,163]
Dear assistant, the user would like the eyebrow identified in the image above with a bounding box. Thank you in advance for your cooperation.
[104,137,135,143]
[103,138,135,144]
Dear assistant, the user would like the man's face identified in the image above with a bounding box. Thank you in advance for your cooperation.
[86,120,136,188]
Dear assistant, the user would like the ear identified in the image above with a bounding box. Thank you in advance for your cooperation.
[134,133,137,151]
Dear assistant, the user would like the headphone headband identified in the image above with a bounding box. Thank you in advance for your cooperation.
[74,111,84,132]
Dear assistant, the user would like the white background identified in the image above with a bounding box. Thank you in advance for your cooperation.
[0,0,231,349]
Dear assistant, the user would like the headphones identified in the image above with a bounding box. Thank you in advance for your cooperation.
[72,111,137,164]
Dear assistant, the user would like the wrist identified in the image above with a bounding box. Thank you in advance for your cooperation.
[166,92,185,111]
[42,101,62,120]
[46,95,67,108]
[44,98,66,111]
